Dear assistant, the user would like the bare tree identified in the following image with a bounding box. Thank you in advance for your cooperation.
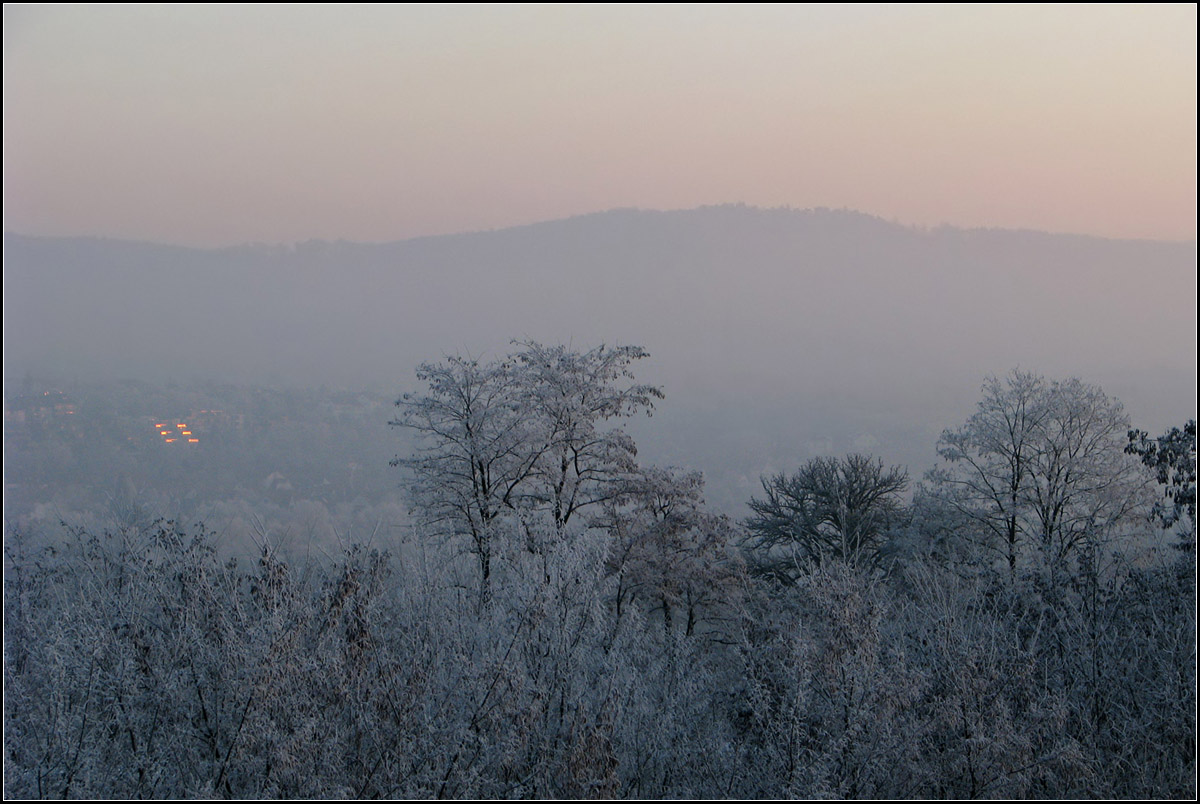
[390,343,661,604]
[1024,377,1152,576]
[927,370,1154,579]
[744,454,909,580]
[391,356,538,607]
[600,466,743,640]
[510,341,662,542]
[928,370,1049,577]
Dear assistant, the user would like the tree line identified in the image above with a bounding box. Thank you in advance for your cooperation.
[4,343,1194,798]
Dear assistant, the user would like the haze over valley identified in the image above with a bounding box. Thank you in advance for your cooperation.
[6,205,1193,523]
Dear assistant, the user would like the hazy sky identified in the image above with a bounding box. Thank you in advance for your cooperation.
[4,4,1195,246]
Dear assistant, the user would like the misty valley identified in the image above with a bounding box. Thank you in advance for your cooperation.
[5,378,407,560]
[3,208,1195,798]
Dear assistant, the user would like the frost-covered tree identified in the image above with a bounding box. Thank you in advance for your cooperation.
[1023,377,1152,577]
[928,370,1049,577]
[600,466,743,640]
[390,356,537,607]
[391,343,661,604]
[927,370,1153,579]
[510,341,662,544]
[1126,419,1197,550]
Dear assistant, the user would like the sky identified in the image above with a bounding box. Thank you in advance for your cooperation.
[3,4,1196,246]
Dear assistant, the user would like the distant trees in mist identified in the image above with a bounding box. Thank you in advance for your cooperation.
[4,349,1195,799]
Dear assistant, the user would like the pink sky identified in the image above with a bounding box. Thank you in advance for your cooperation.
[4,4,1195,246]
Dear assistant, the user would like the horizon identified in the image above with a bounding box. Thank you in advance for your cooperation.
[5,203,1199,251]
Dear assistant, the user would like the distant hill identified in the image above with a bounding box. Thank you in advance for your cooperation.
[5,206,1195,512]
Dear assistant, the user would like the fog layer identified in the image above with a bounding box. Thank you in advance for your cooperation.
[5,205,1195,510]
